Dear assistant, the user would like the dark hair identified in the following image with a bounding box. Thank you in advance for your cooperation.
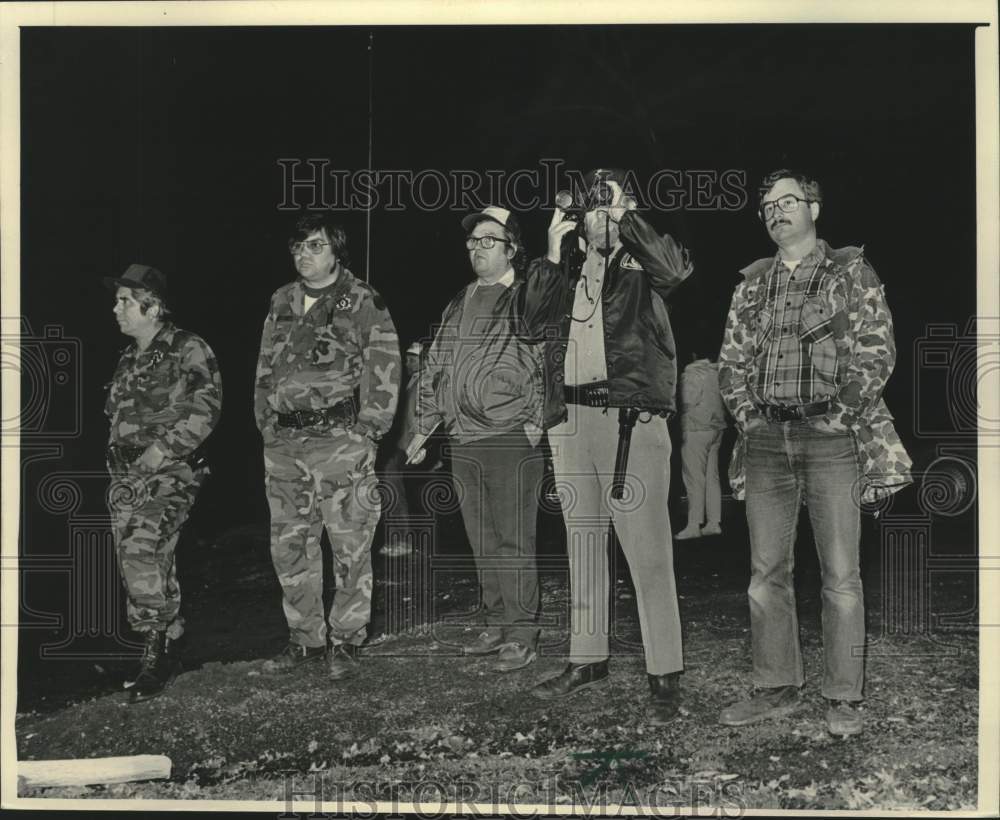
[291,213,351,268]
[757,168,823,211]
[133,288,171,322]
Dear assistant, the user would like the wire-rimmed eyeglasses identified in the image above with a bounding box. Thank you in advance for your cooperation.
[288,239,331,256]
[759,194,816,221]
[465,235,511,251]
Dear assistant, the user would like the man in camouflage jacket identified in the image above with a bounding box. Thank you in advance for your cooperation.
[104,263,223,703]
[255,214,400,680]
[717,169,911,737]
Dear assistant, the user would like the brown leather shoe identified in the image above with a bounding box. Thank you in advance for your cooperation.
[531,660,609,700]
[327,643,360,680]
[463,629,505,656]
[648,672,681,724]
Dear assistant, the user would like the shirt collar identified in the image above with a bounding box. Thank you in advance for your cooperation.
[472,267,515,292]
[776,238,830,270]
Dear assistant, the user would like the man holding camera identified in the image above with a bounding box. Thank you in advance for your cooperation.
[408,206,546,672]
[519,169,693,724]
[256,214,400,680]
[717,169,910,736]
[104,263,222,703]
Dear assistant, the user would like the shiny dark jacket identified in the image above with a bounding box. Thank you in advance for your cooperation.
[518,211,693,428]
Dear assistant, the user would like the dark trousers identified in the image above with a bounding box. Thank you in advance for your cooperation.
[450,431,543,645]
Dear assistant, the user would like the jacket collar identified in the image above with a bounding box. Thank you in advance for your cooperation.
[740,238,866,282]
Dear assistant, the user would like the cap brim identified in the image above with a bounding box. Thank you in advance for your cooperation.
[103,277,129,291]
[460,213,507,233]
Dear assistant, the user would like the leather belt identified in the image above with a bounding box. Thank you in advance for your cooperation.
[564,381,611,407]
[107,443,209,471]
[276,397,358,430]
[757,400,831,422]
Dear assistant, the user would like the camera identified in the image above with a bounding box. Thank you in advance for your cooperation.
[2,318,82,439]
[912,318,999,440]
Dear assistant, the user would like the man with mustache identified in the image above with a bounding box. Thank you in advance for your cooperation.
[718,169,910,736]
[104,264,222,702]
[519,169,693,724]
[256,214,400,680]
[407,206,545,673]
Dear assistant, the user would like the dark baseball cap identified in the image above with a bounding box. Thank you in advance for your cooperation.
[103,264,168,301]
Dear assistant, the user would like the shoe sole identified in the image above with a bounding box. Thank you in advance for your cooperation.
[493,651,537,673]
[463,645,504,656]
[263,648,327,671]
[718,701,804,727]
[531,674,609,700]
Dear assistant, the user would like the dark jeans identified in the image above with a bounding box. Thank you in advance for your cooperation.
[745,422,864,700]
[450,431,543,646]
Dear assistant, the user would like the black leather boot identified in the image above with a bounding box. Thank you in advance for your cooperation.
[531,660,609,700]
[647,672,681,724]
[130,630,180,703]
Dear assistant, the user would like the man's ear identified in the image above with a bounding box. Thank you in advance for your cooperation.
[810,201,821,222]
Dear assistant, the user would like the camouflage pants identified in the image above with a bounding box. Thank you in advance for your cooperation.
[108,461,203,639]
[264,429,380,649]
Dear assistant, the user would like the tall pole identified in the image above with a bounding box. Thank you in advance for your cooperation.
[365,30,374,284]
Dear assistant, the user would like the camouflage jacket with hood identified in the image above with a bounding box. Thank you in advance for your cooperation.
[718,240,912,503]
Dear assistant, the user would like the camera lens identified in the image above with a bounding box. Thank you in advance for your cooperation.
[592,182,613,208]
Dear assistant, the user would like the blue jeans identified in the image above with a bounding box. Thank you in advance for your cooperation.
[745,422,864,701]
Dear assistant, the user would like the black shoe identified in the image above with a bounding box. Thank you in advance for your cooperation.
[647,672,681,724]
[327,643,361,680]
[264,642,326,672]
[531,660,609,700]
[129,631,180,704]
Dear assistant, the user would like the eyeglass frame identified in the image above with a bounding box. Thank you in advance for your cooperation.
[758,194,817,221]
[465,235,512,251]
[287,239,332,256]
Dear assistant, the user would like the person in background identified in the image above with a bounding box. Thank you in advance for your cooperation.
[675,350,729,540]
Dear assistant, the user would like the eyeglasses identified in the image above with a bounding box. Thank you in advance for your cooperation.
[759,195,815,220]
[288,239,331,255]
[465,235,511,250]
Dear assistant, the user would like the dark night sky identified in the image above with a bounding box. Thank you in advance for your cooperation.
[19,24,979,531]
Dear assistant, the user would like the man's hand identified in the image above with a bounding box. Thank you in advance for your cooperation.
[138,443,166,473]
[743,417,766,435]
[546,207,579,264]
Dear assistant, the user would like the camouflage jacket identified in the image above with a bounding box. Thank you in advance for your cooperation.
[719,240,912,502]
[254,269,401,441]
[105,323,223,458]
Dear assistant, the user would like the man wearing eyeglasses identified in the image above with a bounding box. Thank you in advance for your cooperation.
[406,206,545,673]
[518,169,693,725]
[717,168,910,736]
[256,214,401,680]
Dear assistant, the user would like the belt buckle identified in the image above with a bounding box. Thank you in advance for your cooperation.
[292,410,307,428]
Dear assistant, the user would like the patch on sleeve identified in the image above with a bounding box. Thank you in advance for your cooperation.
[620,253,643,271]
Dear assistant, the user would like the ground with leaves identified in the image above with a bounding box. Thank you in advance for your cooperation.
[16,507,979,811]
